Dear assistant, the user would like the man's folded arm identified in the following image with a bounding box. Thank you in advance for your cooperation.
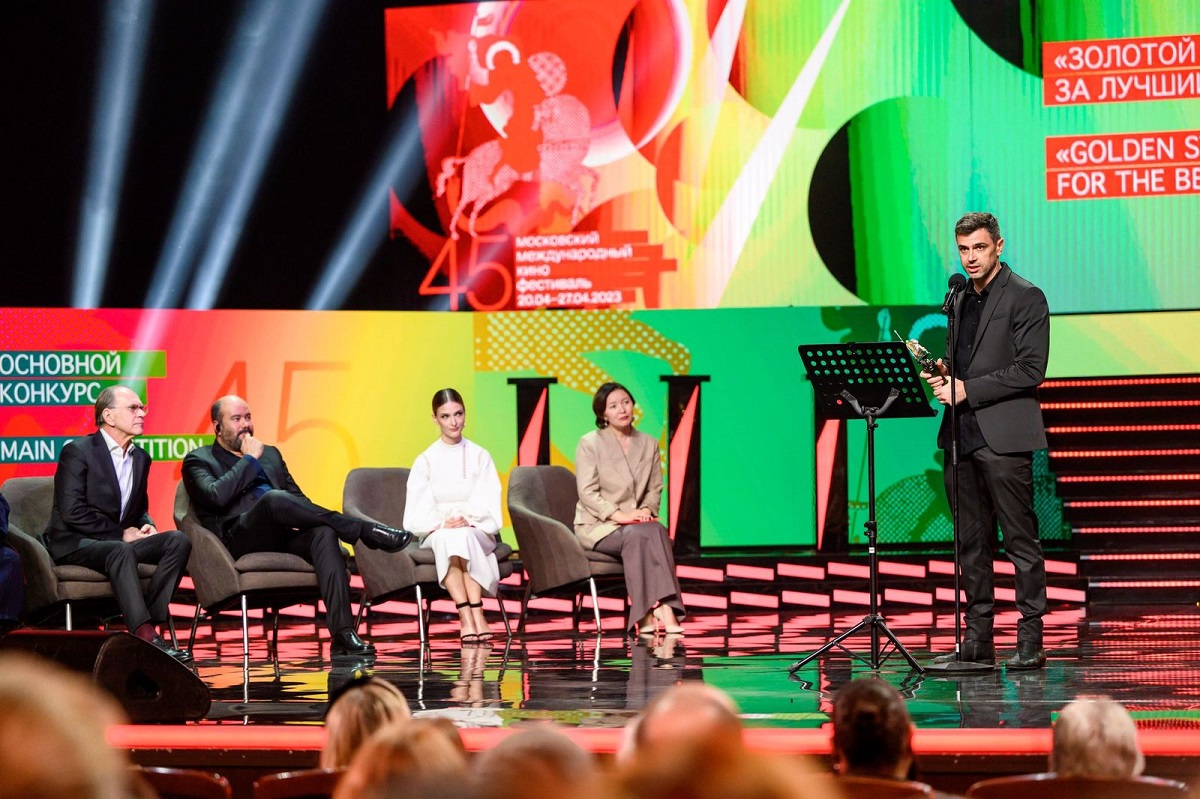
[182,453,256,510]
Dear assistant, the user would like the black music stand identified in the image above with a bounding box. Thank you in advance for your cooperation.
[788,342,933,673]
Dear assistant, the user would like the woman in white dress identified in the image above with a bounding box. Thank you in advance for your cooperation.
[404,388,502,643]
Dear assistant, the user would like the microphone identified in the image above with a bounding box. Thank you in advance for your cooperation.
[942,273,967,315]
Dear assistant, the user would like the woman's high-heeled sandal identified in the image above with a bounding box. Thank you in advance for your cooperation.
[456,601,481,644]
[654,605,685,635]
[468,601,494,641]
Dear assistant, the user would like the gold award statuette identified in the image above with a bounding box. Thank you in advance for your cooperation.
[895,331,940,375]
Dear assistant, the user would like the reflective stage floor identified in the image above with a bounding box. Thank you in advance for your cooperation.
[99,601,1200,796]
[189,602,1200,732]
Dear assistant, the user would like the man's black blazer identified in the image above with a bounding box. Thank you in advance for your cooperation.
[182,443,305,537]
[938,263,1050,454]
[44,431,154,561]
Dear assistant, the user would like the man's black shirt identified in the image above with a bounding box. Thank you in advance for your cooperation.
[951,282,988,456]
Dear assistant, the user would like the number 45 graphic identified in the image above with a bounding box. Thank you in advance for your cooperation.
[419,233,514,311]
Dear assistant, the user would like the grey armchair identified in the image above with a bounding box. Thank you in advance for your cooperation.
[173,482,323,658]
[506,465,624,632]
[1,476,155,629]
[342,466,513,643]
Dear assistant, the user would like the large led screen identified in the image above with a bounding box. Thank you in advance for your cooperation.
[382,1,1200,314]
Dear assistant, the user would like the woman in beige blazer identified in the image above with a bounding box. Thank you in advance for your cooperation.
[574,382,686,636]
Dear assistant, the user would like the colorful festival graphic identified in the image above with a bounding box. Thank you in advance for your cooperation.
[378,1,1200,316]
[5,1,1200,551]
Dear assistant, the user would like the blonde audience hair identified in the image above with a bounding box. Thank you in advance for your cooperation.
[0,652,135,799]
[321,676,412,769]
[1051,695,1145,778]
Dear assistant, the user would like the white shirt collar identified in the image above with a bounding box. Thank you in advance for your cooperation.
[99,428,135,458]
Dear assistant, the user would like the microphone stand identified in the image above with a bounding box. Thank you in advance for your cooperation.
[926,282,992,674]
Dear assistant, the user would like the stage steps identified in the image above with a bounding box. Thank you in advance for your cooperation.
[337,548,1089,624]
[668,548,1086,614]
[1041,374,1200,605]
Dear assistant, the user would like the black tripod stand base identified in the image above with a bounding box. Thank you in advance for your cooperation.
[924,658,995,674]
[786,614,924,674]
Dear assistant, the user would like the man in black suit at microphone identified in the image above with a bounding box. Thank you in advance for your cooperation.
[183,395,413,659]
[923,212,1050,670]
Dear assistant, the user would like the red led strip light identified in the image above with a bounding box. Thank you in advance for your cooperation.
[781,590,831,607]
[726,564,776,581]
[1047,587,1087,602]
[676,565,724,582]
[1075,525,1200,534]
[1050,449,1200,457]
[1065,499,1200,507]
[1043,376,1200,388]
[1086,552,1200,561]
[1058,474,1200,482]
[884,589,933,606]
[878,562,927,578]
[106,725,1200,757]
[1041,400,1200,409]
[1046,424,1200,433]
[1093,580,1200,588]
[729,591,779,609]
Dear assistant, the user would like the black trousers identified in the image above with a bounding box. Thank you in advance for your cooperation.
[226,490,369,634]
[58,531,191,632]
[946,446,1047,644]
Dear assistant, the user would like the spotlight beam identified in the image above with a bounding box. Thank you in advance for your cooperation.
[142,1,281,309]
[187,0,328,310]
[72,0,154,308]
[305,102,433,311]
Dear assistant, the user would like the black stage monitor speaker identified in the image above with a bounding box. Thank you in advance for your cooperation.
[0,630,211,723]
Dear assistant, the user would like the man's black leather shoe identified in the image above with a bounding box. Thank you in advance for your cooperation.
[150,635,194,664]
[331,629,376,658]
[1005,642,1046,670]
[932,639,995,665]
[359,524,413,553]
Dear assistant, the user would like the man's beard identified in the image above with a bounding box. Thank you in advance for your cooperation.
[220,427,249,451]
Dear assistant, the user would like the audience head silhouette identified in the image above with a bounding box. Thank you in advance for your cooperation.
[333,717,469,799]
[0,653,136,799]
[1051,695,1144,778]
[322,675,413,769]
[473,725,598,799]
[608,747,833,799]
[832,677,915,780]
[620,683,743,765]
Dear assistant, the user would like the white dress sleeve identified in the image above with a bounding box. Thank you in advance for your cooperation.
[459,445,502,535]
[403,453,442,536]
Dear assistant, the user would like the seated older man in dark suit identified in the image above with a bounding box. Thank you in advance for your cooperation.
[182,395,411,659]
[44,386,192,662]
